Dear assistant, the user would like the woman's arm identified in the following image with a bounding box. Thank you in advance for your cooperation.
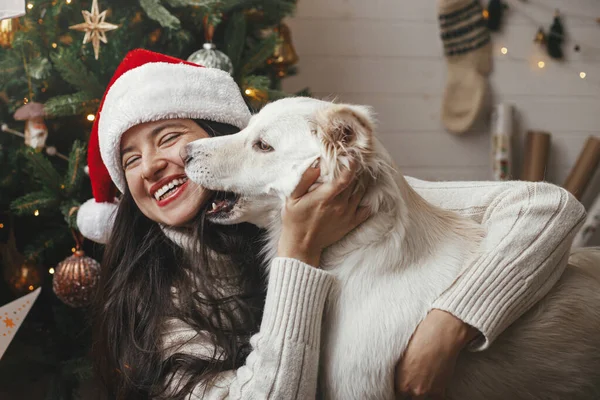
[162,257,332,399]
[161,163,369,399]
[406,177,586,349]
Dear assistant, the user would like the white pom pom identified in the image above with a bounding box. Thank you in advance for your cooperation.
[76,198,118,244]
[84,165,89,175]
[46,146,57,156]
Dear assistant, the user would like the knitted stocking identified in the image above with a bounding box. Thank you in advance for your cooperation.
[438,0,492,134]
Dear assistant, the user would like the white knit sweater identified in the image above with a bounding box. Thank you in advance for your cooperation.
[160,178,585,399]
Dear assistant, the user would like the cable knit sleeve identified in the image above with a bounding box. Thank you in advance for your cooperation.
[406,177,586,350]
[160,257,332,399]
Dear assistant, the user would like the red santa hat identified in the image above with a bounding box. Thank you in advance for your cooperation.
[76,49,251,244]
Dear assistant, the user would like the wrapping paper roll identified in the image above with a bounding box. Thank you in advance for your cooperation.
[491,104,514,181]
[563,136,600,200]
[572,194,600,248]
[521,131,551,182]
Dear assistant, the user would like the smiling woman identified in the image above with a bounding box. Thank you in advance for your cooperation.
[75,49,369,400]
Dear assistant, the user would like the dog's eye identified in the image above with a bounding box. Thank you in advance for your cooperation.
[253,139,274,153]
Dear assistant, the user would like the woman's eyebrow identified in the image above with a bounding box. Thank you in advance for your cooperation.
[120,123,189,159]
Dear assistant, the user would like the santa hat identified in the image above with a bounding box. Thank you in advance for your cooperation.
[76,49,251,244]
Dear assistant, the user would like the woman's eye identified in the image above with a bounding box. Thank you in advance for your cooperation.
[160,133,181,146]
[253,139,274,152]
[123,156,140,169]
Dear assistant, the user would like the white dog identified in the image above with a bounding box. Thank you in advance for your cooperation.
[185,97,600,400]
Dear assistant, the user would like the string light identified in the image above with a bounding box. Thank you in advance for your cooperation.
[501,47,508,55]
[580,72,587,79]
[482,9,490,19]
[66,0,72,3]
[49,268,55,274]
[71,247,76,253]
[34,210,39,216]
[51,43,57,48]
[28,285,34,291]
[537,61,545,69]
[0,223,4,229]
[244,88,253,96]
[87,114,95,121]
[27,3,33,9]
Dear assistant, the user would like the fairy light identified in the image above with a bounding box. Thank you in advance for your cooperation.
[538,61,545,69]
[71,247,76,253]
[49,268,55,274]
[0,223,4,229]
[580,72,587,79]
[87,114,95,121]
[482,9,489,19]
[34,210,39,216]
[501,47,508,55]
[52,43,57,48]
[66,0,72,3]
[244,88,253,96]
[28,285,34,291]
[27,3,34,9]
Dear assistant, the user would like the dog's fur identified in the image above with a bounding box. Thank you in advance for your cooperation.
[185,97,600,400]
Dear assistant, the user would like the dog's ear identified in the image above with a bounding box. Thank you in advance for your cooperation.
[314,104,375,167]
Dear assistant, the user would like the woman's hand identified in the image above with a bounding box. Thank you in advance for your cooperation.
[277,161,370,267]
[395,309,480,399]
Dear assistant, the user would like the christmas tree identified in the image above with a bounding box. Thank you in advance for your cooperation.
[0,0,302,398]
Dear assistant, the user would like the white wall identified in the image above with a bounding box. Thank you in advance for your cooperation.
[283,0,600,189]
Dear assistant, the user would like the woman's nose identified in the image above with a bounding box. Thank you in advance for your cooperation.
[141,155,167,180]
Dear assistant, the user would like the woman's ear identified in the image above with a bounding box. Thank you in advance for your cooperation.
[314,103,375,168]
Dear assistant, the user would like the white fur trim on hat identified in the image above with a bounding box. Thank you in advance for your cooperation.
[76,198,119,244]
[98,63,251,193]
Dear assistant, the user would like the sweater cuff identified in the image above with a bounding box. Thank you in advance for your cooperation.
[260,257,333,350]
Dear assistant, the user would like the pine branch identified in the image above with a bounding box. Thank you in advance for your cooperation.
[50,49,105,97]
[11,191,59,215]
[243,75,270,91]
[24,229,68,261]
[140,0,181,29]
[60,200,80,230]
[164,0,217,7]
[43,92,99,118]
[225,11,246,71]
[64,140,86,196]
[27,57,52,80]
[23,149,63,194]
[239,34,277,78]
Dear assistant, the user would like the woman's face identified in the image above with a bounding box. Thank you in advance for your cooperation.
[121,119,212,227]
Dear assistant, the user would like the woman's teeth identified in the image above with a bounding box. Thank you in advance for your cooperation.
[154,177,188,201]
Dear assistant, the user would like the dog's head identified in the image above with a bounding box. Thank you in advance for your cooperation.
[184,97,375,227]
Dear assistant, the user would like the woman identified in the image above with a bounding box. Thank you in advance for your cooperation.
[78,49,585,399]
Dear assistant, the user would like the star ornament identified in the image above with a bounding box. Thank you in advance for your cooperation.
[69,0,118,60]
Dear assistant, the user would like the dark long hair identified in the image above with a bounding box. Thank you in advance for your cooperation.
[92,120,266,399]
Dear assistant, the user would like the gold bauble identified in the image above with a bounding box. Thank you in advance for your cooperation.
[52,250,100,308]
[0,18,21,49]
[268,23,299,78]
[3,259,43,296]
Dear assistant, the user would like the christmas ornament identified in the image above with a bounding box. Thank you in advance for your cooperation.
[0,287,41,360]
[13,102,48,150]
[0,18,20,48]
[187,17,233,74]
[547,10,564,60]
[69,0,118,60]
[0,225,43,296]
[486,0,505,32]
[268,23,299,78]
[52,231,100,308]
[534,27,546,45]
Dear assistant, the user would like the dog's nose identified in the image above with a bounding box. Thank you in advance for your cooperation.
[181,144,193,164]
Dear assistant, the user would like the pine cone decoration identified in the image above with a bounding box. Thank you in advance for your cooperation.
[52,250,100,308]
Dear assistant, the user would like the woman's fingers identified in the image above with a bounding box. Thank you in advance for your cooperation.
[290,160,321,200]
